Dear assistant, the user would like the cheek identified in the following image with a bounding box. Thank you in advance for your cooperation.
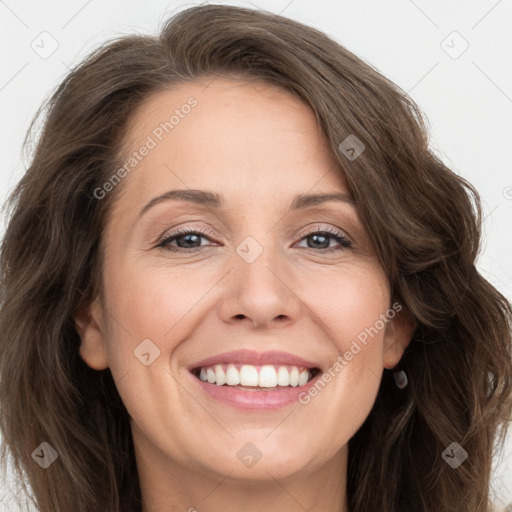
[300,264,390,350]
[107,259,218,334]
[296,265,388,421]
[100,260,221,384]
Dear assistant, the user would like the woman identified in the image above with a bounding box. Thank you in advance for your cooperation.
[0,4,510,511]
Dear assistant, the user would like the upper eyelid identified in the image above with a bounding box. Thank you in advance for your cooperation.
[160,223,349,237]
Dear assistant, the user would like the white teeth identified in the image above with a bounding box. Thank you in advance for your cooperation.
[289,367,299,387]
[195,363,313,388]
[225,363,240,385]
[206,368,216,384]
[214,364,226,386]
[240,365,259,386]
[258,365,278,387]
[298,369,309,386]
[277,366,290,386]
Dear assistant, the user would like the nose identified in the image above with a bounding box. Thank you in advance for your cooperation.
[218,241,302,330]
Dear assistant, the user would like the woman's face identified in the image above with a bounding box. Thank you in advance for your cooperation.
[77,78,414,484]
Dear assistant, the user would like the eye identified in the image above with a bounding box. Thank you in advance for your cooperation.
[295,227,352,253]
[156,225,352,254]
[156,227,216,252]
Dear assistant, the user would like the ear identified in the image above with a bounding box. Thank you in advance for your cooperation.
[74,297,109,370]
[382,305,417,370]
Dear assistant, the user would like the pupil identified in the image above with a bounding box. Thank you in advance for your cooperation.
[179,234,200,248]
[309,234,328,249]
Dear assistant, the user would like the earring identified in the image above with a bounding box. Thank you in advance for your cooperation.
[393,370,408,389]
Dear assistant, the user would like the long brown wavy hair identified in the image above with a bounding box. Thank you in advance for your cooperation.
[1,4,511,511]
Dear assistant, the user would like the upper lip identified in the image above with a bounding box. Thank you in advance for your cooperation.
[188,349,321,371]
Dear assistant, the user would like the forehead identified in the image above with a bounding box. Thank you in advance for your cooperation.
[115,78,348,208]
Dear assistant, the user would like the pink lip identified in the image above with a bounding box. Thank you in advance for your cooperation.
[189,370,322,411]
[187,349,321,371]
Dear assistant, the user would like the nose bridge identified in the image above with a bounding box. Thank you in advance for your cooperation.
[235,232,282,294]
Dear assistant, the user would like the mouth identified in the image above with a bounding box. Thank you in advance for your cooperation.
[187,349,323,410]
[190,363,321,391]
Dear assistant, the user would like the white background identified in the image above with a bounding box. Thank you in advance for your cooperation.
[0,0,511,509]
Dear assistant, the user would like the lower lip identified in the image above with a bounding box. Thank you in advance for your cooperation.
[189,371,321,410]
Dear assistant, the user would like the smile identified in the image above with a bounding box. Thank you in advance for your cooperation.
[191,363,320,389]
[187,349,322,409]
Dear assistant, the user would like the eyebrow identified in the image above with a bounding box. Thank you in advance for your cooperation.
[138,189,356,218]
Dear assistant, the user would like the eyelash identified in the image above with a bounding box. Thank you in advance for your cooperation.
[156,225,352,254]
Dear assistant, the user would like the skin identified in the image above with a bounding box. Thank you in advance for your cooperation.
[75,77,416,512]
